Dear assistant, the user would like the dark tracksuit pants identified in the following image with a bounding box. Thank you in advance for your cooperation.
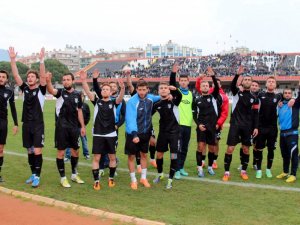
[178,125,191,170]
[280,133,299,176]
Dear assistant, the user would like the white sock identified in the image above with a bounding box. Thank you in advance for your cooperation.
[158,172,163,177]
[225,171,230,175]
[208,166,212,170]
[130,172,137,182]
[137,165,141,169]
[141,168,147,179]
[197,166,203,172]
[71,173,77,178]
[61,176,66,181]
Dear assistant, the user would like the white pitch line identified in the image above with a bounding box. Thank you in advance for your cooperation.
[5,150,300,193]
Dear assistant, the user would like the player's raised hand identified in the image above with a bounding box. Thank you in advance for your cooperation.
[124,70,131,77]
[118,79,125,90]
[8,47,17,60]
[79,70,87,80]
[237,65,244,75]
[172,63,180,73]
[206,66,215,76]
[39,47,45,61]
[92,69,100,79]
[45,72,52,83]
[168,85,177,91]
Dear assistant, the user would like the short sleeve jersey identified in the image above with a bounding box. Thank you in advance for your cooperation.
[0,86,14,121]
[54,89,82,128]
[19,83,46,123]
[91,97,118,136]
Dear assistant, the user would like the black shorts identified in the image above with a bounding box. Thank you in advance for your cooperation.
[197,128,216,146]
[22,122,44,148]
[55,126,80,150]
[125,133,151,155]
[0,120,8,145]
[92,136,117,155]
[156,132,180,153]
[255,127,278,150]
[227,124,252,146]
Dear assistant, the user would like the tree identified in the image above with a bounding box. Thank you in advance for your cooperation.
[31,59,70,82]
[0,61,29,86]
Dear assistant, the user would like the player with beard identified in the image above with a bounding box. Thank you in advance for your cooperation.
[254,77,282,178]
[92,69,125,176]
[80,71,124,190]
[0,70,18,182]
[9,47,46,188]
[125,79,160,190]
[195,69,229,169]
[126,71,157,172]
[276,87,300,183]
[46,72,86,188]
[238,80,260,171]
[152,64,182,189]
[223,66,259,181]
[193,67,222,177]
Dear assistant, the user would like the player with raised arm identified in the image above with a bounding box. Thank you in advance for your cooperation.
[9,47,46,188]
[0,70,18,182]
[80,71,124,190]
[46,72,86,188]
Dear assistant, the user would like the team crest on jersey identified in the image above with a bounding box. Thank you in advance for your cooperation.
[168,104,171,108]
[64,95,68,98]
[33,91,36,96]
[109,104,113,109]
[4,93,8,98]
[74,98,78,103]
[250,98,254,103]
[207,98,211,102]
[273,98,277,103]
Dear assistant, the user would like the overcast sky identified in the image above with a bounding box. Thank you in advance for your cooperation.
[0,0,299,56]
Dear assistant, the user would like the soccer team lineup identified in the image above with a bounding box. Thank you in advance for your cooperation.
[0,46,299,191]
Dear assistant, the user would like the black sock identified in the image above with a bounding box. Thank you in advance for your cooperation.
[253,149,258,165]
[156,158,163,174]
[202,154,206,162]
[170,158,177,179]
[224,153,232,171]
[136,151,141,165]
[56,158,65,177]
[267,148,274,169]
[242,153,250,171]
[99,155,105,170]
[149,145,156,160]
[109,167,116,179]
[34,154,43,177]
[256,151,263,170]
[0,156,3,173]
[28,153,36,174]
[214,154,218,161]
[208,152,214,167]
[196,151,202,166]
[239,148,243,164]
[92,169,99,181]
[71,156,79,174]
